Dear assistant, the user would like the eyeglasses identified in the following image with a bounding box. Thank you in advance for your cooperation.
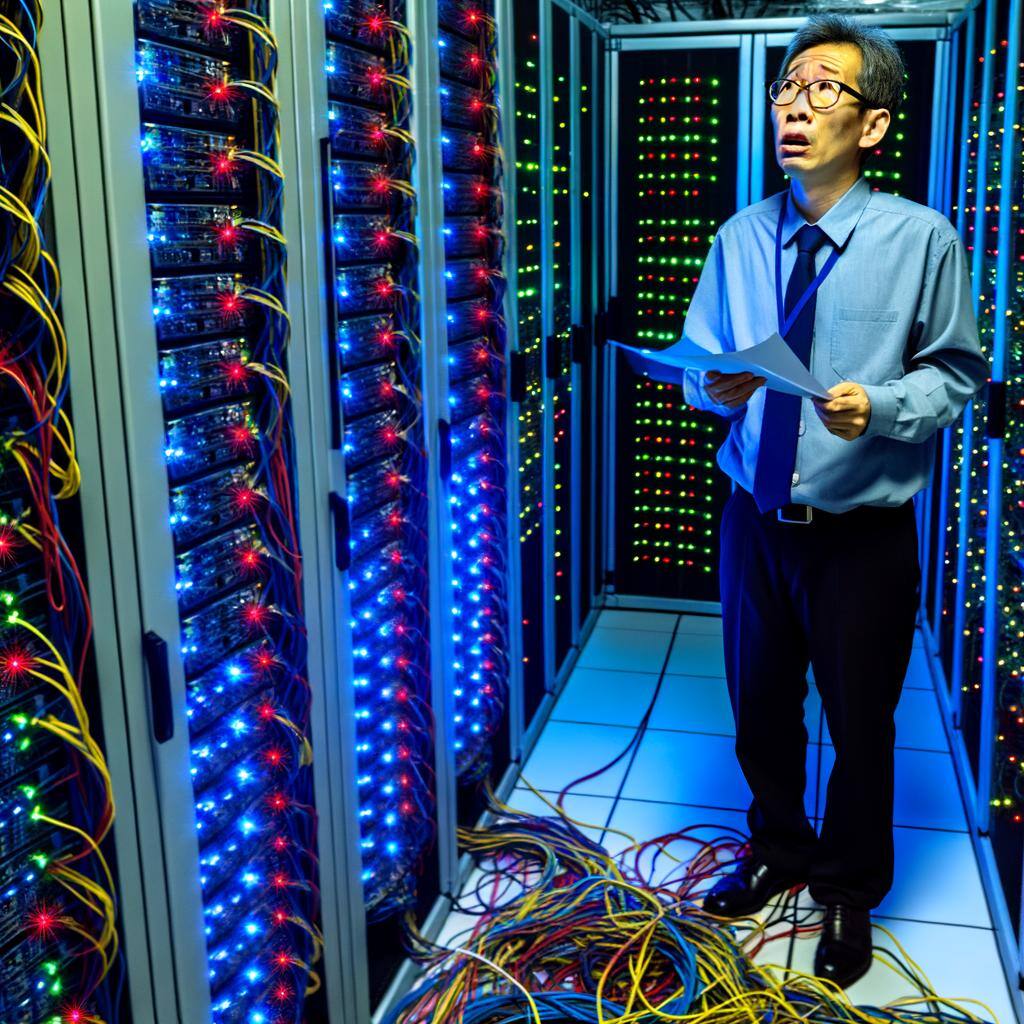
[768,78,875,110]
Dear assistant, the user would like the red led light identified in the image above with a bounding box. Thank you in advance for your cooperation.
[224,360,248,383]
[212,152,235,176]
[230,424,256,452]
[219,290,242,315]
[272,982,293,1003]
[0,646,34,684]
[271,872,290,890]
[375,279,394,298]
[264,747,286,769]
[245,602,268,628]
[371,174,391,194]
[27,902,61,940]
[231,485,259,510]
[272,908,288,925]
[61,1004,88,1024]
[218,223,238,244]
[0,524,18,564]
[258,701,277,720]
[272,834,289,851]
[239,547,261,573]
[367,67,386,89]
[273,949,293,969]
[253,648,277,673]
[388,510,402,528]
[267,791,288,812]
[208,78,232,102]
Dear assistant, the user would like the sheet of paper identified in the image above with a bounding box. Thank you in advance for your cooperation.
[612,333,832,401]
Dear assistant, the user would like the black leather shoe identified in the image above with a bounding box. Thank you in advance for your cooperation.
[814,904,873,988]
[702,857,804,918]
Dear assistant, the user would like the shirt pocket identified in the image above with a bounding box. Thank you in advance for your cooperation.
[829,306,902,384]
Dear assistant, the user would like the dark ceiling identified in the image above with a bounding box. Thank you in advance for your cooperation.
[586,0,970,21]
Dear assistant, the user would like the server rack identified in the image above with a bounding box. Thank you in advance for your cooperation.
[288,1,532,1018]
[922,0,1024,1015]
[514,0,608,753]
[0,5,124,1021]
[41,1,354,1020]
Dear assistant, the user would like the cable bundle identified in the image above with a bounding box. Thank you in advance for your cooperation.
[383,783,1001,1024]
[0,2,120,1021]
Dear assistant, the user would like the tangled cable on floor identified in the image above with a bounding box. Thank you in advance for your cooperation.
[383,779,1000,1024]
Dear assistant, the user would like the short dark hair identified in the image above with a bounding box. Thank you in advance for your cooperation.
[777,13,906,114]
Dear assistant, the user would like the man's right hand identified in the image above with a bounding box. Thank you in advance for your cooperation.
[704,370,766,409]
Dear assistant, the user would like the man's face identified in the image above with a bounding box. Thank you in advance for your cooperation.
[770,42,883,181]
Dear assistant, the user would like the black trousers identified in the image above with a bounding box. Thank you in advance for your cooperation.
[719,484,920,909]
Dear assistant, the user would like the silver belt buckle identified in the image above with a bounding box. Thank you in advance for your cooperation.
[777,504,813,524]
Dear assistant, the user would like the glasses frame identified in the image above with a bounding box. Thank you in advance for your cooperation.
[767,77,877,110]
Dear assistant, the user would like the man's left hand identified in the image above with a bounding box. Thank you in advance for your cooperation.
[812,381,872,441]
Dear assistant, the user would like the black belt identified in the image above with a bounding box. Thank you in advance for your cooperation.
[770,500,911,526]
[777,502,815,524]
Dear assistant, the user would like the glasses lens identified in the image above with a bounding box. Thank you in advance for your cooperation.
[809,80,842,109]
[769,79,797,104]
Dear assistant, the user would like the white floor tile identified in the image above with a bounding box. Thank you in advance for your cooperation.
[502,786,616,844]
[787,917,1015,1022]
[794,826,989,928]
[677,613,724,635]
[894,688,948,752]
[518,720,637,797]
[552,667,661,727]
[576,626,673,674]
[905,645,936,690]
[597,609,679,633]
[649,673,735,736]
[603,796,749,885]
[666,631,727,677]
[619,728,751,809]
[815,746,968,831]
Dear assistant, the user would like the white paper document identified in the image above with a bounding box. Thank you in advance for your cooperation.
[613,332,833,401]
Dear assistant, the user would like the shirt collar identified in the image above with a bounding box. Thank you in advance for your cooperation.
[781,175,871,251]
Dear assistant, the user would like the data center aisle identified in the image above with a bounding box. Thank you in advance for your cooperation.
[439,609,1017,1020]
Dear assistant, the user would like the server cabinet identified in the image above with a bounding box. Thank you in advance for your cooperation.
[291,0,523,1017]
[511,0,606,742]
[290,1,454,1018]
[947,0,1002,789]
[44,1,353,1020]
[0,5,125,1021]
[927,0,1024,989]
[608,36,743,603]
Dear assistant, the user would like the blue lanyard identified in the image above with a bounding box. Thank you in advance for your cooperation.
[774,192,843,338]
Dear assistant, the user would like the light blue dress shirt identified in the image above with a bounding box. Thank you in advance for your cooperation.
[680,175,989,513]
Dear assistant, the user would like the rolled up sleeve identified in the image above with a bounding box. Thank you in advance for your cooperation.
[862,230,989,442]
[680,232,745,422]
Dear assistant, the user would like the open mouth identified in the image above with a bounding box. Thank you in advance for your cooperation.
[780,134,811,153]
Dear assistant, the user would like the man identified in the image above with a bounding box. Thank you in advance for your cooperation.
[680,14,989,988]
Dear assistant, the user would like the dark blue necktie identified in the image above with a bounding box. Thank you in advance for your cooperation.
[752,223,829,513]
